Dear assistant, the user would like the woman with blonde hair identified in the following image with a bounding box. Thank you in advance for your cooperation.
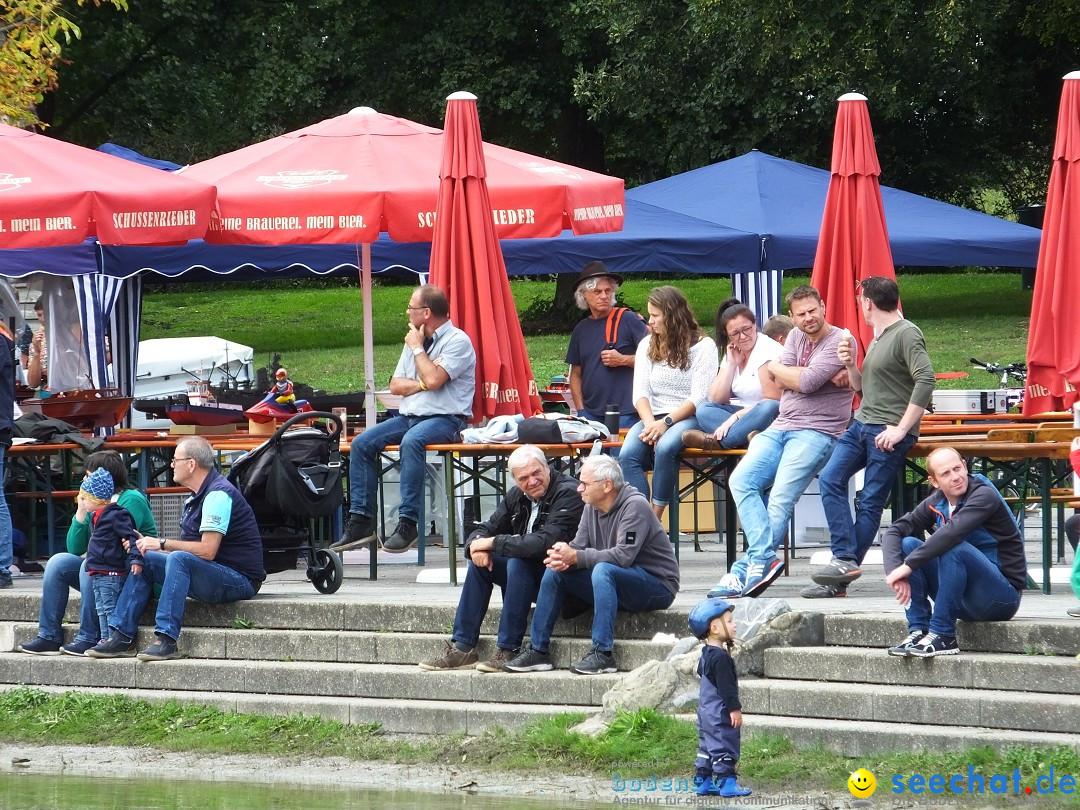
[619,286,717,520]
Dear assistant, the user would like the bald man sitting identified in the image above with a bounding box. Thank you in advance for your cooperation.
[881,447,1026,657]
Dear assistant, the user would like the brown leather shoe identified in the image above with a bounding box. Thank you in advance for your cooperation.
[682,429,720,451]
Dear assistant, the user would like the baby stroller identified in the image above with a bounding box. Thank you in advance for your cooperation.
[228,411,345,594]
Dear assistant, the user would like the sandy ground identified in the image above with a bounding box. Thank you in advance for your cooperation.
[0,743,860,808]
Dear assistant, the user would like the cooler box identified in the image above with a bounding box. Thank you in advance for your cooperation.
[931,389,1004,415]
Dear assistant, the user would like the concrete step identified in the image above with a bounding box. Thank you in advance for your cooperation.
[824,614,1080,655]
[741,679,1080,734]
[0,654,619,707]
[4,623,670,671]
[0,684,595,735]
[0,593,688,641]
[763,647,1076,695]
[742,715,1080,757]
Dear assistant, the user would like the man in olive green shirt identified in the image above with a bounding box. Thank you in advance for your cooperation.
[809,276,935,597]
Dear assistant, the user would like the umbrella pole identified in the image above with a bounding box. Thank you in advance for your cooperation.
[362,242,377,429]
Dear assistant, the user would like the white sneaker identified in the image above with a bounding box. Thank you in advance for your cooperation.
[707,573,744,599]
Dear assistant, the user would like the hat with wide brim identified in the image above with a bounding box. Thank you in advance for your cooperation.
[572,260,623,293]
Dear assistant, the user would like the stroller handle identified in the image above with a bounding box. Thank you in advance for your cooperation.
[270,410,344,443]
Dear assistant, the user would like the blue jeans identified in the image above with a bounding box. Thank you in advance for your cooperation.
[451,555,546,651]
[729,428,837,580]
[819,421,916,564]
[0,446,9,580]
[619,417,701,508]
[90,574,125,639]
[900,535,1022,637]
[527,562,676,652]
[696,400,781,449]
[37,553,99,644]
[348,414,464,523]
[109,550,256,642]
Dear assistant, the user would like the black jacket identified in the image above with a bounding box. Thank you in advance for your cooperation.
[464,466,584,561]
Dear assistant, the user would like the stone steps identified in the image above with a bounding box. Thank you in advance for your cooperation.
[0,654,619,706]
[741,679,1080,733]
[741,715,1080,758]
[763,647,1077,695]
[823,614,1080,655]
[5,623,672,671]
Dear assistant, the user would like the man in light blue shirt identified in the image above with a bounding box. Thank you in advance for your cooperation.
[334,284,476,553]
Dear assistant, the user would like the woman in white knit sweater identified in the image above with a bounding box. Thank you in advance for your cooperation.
[619,286,718,521]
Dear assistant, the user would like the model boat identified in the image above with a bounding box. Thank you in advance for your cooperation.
[19,387,133,430]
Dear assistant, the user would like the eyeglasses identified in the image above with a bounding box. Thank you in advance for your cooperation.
[578,479,601,488]
[726,326,755,340]
[406,305,429,311]
[171,456,194,465]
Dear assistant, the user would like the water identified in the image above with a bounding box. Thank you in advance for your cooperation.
[0,772,602,809]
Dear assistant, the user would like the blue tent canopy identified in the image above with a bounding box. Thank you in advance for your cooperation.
[627,149,1042,271]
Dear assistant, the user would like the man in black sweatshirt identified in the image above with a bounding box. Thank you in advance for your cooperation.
[882,447,1026,657]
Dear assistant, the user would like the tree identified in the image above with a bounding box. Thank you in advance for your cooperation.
[0,0,126,128]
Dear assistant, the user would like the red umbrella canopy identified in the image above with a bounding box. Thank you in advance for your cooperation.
[809,93,897,363]
[181,107,625,246]
[428,92,543,420]
[0,124,216,248]
[1024,71,1080,415]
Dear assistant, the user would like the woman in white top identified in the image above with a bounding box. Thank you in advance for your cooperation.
[619,286,718,520]
[684,303,783,450]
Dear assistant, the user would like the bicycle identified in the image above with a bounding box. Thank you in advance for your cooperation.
[969,357,1027,412]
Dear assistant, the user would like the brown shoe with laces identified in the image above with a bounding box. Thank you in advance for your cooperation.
[682,429,720,451]
[417,642,478,671]
[475,646,519,673]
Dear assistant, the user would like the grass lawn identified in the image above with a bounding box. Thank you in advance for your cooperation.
[141,271,1032,395]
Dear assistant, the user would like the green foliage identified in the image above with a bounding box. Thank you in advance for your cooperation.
[230,616,255,630]
[141,272,1029,395]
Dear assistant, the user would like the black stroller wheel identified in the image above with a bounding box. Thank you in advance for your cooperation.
[308,548,344,594]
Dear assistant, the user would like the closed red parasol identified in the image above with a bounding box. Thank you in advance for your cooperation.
[1024,71,1080,415]
[0,124,215,248]
[809,93,897,361]
[428,92,542,419]
[182,106,624,424]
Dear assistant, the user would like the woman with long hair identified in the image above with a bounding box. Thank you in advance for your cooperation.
[684,302,783,451]
[18,450,158,656]
[619,286,717,520]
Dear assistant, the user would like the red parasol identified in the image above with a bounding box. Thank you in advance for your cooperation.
[181,106,624,424]
[809,93,897,362]
[428,92,542,420]
[0,124,215,248]
[1023,71,1080,415]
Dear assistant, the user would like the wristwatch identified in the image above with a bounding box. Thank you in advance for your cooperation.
[663,415,674,427]
[159,538,166,551]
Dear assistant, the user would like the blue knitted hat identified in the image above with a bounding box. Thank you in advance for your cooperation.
[80,467,115,502]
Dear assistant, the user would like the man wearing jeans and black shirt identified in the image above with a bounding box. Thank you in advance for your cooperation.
[882,447,1025,657]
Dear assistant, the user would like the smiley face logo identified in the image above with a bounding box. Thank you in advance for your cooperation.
[848,768,876,798]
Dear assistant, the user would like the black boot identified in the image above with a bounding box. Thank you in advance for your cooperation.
[383,518,419,553]
[329,513,376,551]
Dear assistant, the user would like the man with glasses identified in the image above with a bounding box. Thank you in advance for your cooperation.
[566,261,648,427]
[86,436,264,661]
[333,284,475,554]
[503,454,678,675]
[809,276,935,599]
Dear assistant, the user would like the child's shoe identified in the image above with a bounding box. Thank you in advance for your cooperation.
[715,775,753,797]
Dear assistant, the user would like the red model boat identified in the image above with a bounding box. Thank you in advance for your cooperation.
[20,388,133,430]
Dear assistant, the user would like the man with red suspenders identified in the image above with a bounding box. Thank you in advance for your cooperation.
[566,262,649,430]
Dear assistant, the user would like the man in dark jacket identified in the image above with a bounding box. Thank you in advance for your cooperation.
[882,447,1026,658]
[418,445,584,673]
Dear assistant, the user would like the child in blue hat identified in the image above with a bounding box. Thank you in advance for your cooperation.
[687,597,752,797]
[80,468,142,646]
